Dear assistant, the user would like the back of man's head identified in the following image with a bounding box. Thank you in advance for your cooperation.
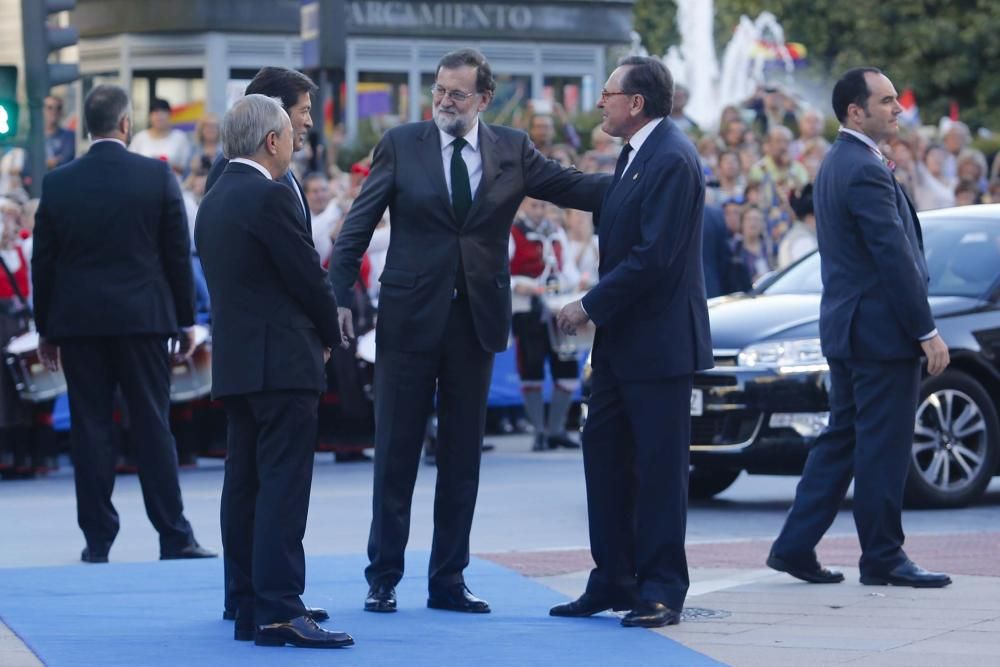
[221,94,288,160]
[245,67,317,111]
[85,85,131,137]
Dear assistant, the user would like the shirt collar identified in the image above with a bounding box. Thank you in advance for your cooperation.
[625,117,664,153]
[839,127,883,159]
[439,119,480,153]
[91,138,127,149]
[230,157,274,180]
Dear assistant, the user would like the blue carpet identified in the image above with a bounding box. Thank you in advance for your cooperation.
[0,553,723,666]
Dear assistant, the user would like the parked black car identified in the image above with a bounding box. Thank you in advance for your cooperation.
[584,205,1000,508]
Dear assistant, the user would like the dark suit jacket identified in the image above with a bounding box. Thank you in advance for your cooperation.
[32,140,194,339]
[328,120,609,353]
[814,133,934,360]
[582,119,713,381]
[194,162,340,398]
[206,155,312,234]
[701,205,732,298]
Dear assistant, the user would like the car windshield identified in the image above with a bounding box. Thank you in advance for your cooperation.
[764,217,1000,298]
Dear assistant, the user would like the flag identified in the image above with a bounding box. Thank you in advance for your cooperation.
[898,88,920,127]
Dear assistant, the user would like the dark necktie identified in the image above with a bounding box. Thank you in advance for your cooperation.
[450,136,472,223]
[611,142,633,189]
[283,171,307,226]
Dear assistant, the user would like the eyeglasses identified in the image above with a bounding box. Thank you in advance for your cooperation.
[430,85,479,103]
[599,89,631,101]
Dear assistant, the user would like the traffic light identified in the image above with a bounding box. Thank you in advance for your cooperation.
[21,0,80,94]
[20,0,78,195]
[0,66,17,141]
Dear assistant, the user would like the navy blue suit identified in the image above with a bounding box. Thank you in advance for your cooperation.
[580,119,712,611]
[771,132,934,576]
[701,205,732,298]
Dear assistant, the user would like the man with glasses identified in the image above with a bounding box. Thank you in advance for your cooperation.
[329,47,608,616]
[554,57,713,628]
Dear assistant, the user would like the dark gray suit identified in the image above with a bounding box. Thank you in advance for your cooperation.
[771,132,934,576]
[328,120,608,590]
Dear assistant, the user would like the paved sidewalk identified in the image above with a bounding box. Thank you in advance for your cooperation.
[485,536,1000,666]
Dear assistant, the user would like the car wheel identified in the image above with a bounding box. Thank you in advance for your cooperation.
[904,370,999,509]
[689,465,742,499]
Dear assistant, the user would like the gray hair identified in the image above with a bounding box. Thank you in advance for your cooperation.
[221,94,289,159]
[85,84,131,137]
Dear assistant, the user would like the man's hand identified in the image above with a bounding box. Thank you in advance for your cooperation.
[337,307,355,349]
[39,338,60,372]
[557,300,590,335]
[323,347,332,364]
[921,334,950,376]
[171,328,196,364]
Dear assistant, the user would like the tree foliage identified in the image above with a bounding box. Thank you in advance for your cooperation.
[631,0,1000,130]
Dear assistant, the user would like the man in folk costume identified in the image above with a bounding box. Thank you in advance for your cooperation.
[510,198,583,451]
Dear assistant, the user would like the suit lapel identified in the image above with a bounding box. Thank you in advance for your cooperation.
[598,119,669,241]
[288,170,311,230]
[415,122,459,228]
[464,122,501,228]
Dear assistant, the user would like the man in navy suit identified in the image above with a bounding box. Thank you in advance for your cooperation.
[554,57,713,628]
[32,85,215,564]
[767,68,951,588]
[205,67,314,234]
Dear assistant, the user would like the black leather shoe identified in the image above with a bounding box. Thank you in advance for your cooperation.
[427,584,491,613]
[549,592,630,617]
[860,560,952,588]
[255,615,354,648]
[364,584,397,613]
[547,433,581,449]
[621,601,680,628]
[230,606,329,623]
[234,612,254,642]
[767,553,844,584]
[160,543,218,560]
[80,547,108,564]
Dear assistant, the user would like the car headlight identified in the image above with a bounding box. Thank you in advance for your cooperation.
[737,338,829,374]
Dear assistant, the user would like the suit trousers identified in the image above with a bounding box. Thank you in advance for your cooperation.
[60,336,194,556]
[221,390,318,625]
[365,296,494,589]
[582,360,693,611]
[771,356,921,575]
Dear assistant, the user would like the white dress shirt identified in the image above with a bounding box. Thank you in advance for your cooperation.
[230,157,273,180]
[439,120,483,199]
[622,117,664,172]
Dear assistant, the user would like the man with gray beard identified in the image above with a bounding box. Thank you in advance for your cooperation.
[329,48,609,615]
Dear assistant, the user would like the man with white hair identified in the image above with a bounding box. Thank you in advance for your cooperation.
[195,94,351,649]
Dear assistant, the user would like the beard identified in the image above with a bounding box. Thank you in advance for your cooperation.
[433,106,472,137]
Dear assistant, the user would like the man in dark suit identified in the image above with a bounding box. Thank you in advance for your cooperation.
[32,84,215,564]
[767,68,951,588]
[205,67,315,234]
[328,48,608,614]
[205,67,324,625]
[195,94,352,648]
[555,57,713,628]
[702,204,733,298]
